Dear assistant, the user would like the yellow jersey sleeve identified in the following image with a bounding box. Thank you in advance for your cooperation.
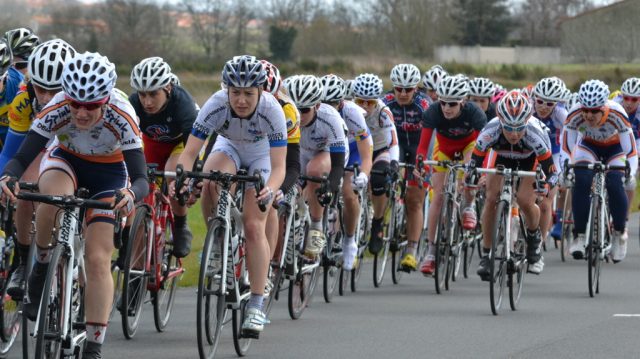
[282,103,300,144]
[609,90,621,100]
[8,90,33,133]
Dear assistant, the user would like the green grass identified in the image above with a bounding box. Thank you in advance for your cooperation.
[179,204,207,287]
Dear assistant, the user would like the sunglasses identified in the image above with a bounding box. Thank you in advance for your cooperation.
[502,124,527,132]
[394,87,415,94]
[66,96,109,111]
[14,61,28,70]
[439,100,461,108]
[298,107,313,114]
[623,96,639,103]
[354,98,377,107]
[581,107,602,114]
[535,98,556,107]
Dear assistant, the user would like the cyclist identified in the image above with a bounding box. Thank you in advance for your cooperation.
[531,77,569,243]
[0,39,24,146]
[383,64,430,271]
[468,77,496,119]
[564,80,637,263]
[287,75,347,259]
[1,39,76,298]
[468,90,557,278]
[416,74,487,275]
[421,64,447,104]
[0,51,148,358]
[3,27,39,76]
[176,55,287,337]
[492,83,507,104]
[321,74,372,269]
[612,78,640,221]
[129,56,198,259]
[260,60,301,282]
[352,74,399,258]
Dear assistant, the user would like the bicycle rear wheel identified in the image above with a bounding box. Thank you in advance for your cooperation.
[0,276,19,356]
[561,189,573,262]
[390,240,405,284]
[197,219,228,359]
[121,206,150,339]
[34,245,66,359]
[434,195,452,294]
[322,207,341,303]
[509,218,526,311]
[232,260,252,356]
[490,201,508,315]
[288,260,319,320]
[449,220,463,285]
[152,231,180,332]
[463,227,477,278]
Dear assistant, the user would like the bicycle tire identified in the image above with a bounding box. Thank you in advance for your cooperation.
[287,261,319,320]
[587,197,600,298]
[449,218,463,285]
[121,206,150,339]
[322,207,341,303]
[434,194,452,294]
[0,276,19,356]
[462,224,478,279]
[263,266,282,317]
[152,239,180,332]
[21,239,37,359]
[34,245,66,359]
[351,196,371,292]
[196,219,227,359]
[490,201,507,315]
[509,215,526,311]
[561,189,573,262]
[232,265,252,356]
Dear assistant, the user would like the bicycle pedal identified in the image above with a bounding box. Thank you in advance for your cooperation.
[240,329,260,339]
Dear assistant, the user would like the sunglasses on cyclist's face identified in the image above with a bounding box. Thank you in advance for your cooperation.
[66,96,108,111]
[439,100,461,108]
[623,96,639,103]
[535,98,556,107]
[13,61,28,70]
[354,98,377,107]
[581,107,602,115]
[298,107,313,114]
[394,87,415,94]
[502,124,526,132]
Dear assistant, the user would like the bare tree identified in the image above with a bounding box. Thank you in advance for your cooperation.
[182,0,231,60]
[518,0,595,46]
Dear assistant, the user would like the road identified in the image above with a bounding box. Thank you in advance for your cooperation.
[8,214,640,358]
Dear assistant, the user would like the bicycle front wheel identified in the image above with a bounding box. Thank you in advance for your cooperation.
[0,275,20,356]
[351,196,371,292]
[34,245,66,359]
[561,188,573,262]
[587,198,601,298]
[197,219,228,359]
[434,195,452,294]
[152,229,180,332]
[490,201,508,315]
[121,206,150,339]
[509,217,526,311]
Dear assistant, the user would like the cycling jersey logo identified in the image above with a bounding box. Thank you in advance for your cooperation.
[147,124,173,141]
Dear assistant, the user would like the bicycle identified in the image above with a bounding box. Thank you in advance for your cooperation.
[462,186,484,278]
[339,163,371,295]
[567,161,628,298]
[560,162,575,262]
[425,154,466,294]
[15,188,118,358]
[176,165,266,359]
[119,164,185,339]
[473,165,543,315]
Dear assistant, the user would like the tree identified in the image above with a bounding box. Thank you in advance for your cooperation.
[454,0,513,46]
[182,0,232,60]
[269,25,297,60]
[517,0,595,46]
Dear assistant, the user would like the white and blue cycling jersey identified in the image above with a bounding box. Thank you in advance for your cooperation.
[613,95,640,152]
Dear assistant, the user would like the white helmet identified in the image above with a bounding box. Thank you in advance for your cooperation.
[62,52,116,103]
[260,60,281,95]
[344,79,355,100]
[28,39,76,90]
[320,74,346,102]
[4,27,39,59]
[578,79,609,108]
[436,75,469,100]
[390,64,421,88]
[221,55,266,88]
[469,77,495,97]
[566,92,580,110]
[0,39,12,77]
[533,77,568,102]
[497,90,533,127]
[353,73,383,99]
[130,57,173,92]
[169,73,180,87]
[288,75,323,108]
[422,64,447,90]
[621,77,640,97]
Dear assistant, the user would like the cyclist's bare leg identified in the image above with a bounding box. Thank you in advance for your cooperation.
[481,174,503,250]
[200,152,236,222]
[15,152,42,246]
[304,152,330,222]
[85,221,117,324]
[242,187,270,297]
[406,186,427,244]
[342,172,359,237]
[35,170,74,249]
[539,186,557,239]
[266,207,279,259]
[516,177,540,231]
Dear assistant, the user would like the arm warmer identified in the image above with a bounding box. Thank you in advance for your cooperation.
[122,148,149,201]
[0,129,27,172]
[280,143,300,194]
[416,127,434,164]
[328,151,345,193]
[2,131,48,179]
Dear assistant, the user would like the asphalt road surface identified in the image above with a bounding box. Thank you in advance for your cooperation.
[8,214,640,358]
